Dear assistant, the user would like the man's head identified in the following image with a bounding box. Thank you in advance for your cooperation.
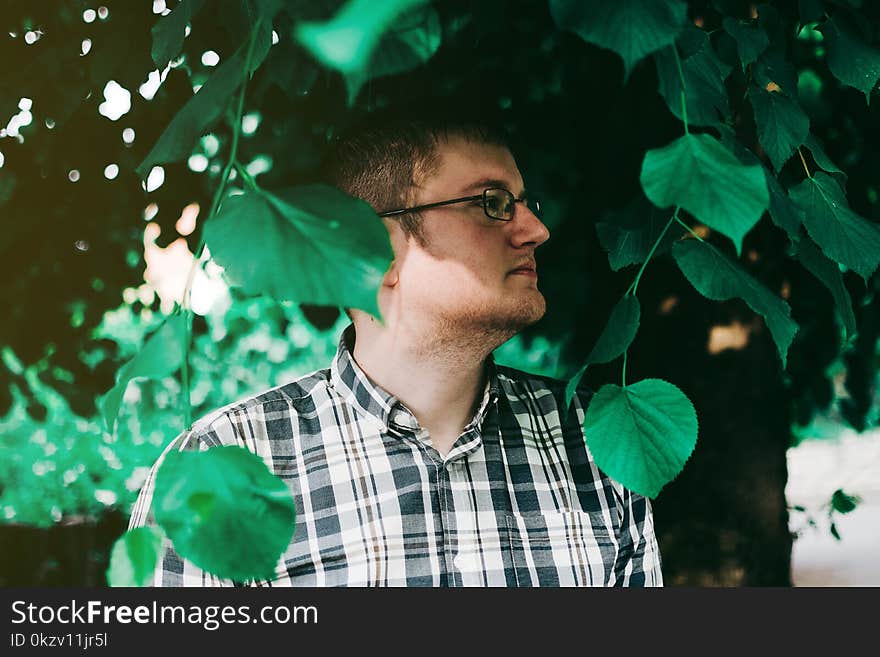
[322,112,550,349]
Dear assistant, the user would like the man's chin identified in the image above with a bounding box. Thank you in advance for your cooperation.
[430,293,546,338]
[492,295,547,333]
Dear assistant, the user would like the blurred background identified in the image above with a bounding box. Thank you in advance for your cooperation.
[1,0,878,586]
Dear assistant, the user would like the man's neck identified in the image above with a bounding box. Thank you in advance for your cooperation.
[350,319,500,456]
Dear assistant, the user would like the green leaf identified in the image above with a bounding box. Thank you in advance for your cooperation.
[253,0,287,20]
[831,488,860,514]
[748,82,810,171]
[249,18,274,75]
[106,526,164,587]
[99,314,186,432]
[653,26,731,126]
[137,48,245,177]
[830,522,841,540]
[818,17,880,103]
[295,0,440,103]
[204,187,393,320]
[151,0,205,70]
[565,295,641,407]
[766,170,804,242]
[550,0,687,82]
[583,379,698,498]
[264,39,321,101]
[803,133,848,187]
[752,51,799,96]
[640,133,769,256]
[154,446,296,582]
[792,236,857,341]
[789,171,880,281]
[672,239,799,367]
[353,7,441,103]
[722,17,769,67]
[587,296,642,365]
[716,124,802,242]
[596,196,685,272]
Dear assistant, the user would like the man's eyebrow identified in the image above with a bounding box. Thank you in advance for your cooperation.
[461,178,527,198]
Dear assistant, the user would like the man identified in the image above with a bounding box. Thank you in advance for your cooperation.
[129,112,663,586]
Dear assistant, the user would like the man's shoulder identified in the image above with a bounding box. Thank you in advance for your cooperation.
[187,366,331,438]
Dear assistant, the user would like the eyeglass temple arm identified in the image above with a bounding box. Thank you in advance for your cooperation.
[377,194,483,217]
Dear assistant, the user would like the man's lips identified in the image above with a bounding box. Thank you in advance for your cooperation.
[508,267,538,276]
[509,262,537,276]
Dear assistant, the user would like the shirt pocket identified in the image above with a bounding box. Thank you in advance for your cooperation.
[505,510,618,587]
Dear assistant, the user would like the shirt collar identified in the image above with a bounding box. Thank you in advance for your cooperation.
[328,323,501,435]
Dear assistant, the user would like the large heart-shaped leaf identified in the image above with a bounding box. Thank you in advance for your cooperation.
[789,171,880,282]
[550,0,687,82]
[640,133,769,256]
[583,378,698,498]
[106,526,164,587]
[818,17,880,104]
[653,25,730,126]
[792,235,857,342]
[99,314,186,432]
[204,187,393,320]
[566,295,641,407]
[154,446,296,582]
[672,238,798,367]
[748,82,809,171]
[296,0,439,103]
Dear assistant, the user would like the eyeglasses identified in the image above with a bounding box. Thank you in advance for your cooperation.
[377,187,542,222]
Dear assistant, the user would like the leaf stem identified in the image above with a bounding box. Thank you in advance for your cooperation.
[625,208,679,297]
[234,161,260,192]
[672,43,689,135]
[179,21,262,429]
[676,215,706,242]
[621,207,680,387]
[797,147,812,179]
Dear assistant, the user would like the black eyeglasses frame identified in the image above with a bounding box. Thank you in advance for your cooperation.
[376,187,540,222]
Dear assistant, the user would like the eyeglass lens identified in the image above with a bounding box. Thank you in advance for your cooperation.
[483,188,541,220]
[483,189,514,220]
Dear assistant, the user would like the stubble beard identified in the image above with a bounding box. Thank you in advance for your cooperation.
[418,290,547,361]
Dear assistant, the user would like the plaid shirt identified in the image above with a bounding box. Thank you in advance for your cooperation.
[129,325,663,587]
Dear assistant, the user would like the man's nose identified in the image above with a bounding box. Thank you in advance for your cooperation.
[510,202,551,247]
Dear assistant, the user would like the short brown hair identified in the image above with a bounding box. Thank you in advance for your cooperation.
[320,109,510,245]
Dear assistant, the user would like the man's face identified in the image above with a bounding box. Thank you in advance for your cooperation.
[384,134,551,344]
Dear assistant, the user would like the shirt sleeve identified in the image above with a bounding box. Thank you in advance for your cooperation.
[611,484,664,587]
[127,424,238,587]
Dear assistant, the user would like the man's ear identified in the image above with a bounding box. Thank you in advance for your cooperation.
[382,258,399,287]
[381,217,408,288]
